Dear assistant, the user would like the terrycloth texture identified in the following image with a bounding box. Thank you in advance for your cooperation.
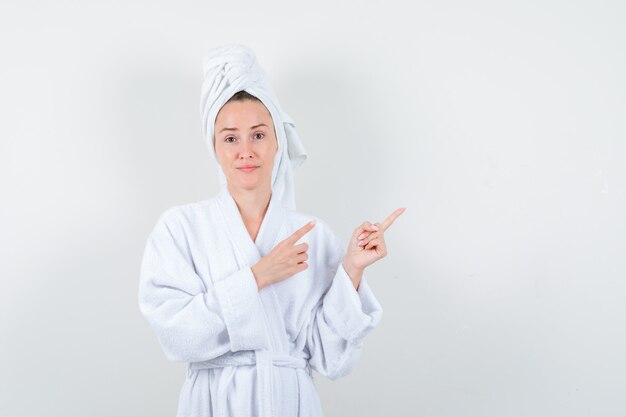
[138,188,384,417]
[200,43,307,211]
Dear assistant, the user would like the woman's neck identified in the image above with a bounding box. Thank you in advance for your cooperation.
[228,184,272,224]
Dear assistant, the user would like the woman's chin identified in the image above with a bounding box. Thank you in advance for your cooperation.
[231,179,269,192]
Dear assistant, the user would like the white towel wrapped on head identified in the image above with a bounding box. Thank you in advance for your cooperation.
[200,43,307,210]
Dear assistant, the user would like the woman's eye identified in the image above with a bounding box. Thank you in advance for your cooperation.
[254,133,265,140]
[225,136,236,143]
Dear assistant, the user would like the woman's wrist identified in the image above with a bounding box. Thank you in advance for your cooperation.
[342,260,364,288]
[251,264,267,290]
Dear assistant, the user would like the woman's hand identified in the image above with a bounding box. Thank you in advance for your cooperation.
[252,220,316,290]
[342,208,405,284]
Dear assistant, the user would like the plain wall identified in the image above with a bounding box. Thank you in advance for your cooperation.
[2,1,625,416]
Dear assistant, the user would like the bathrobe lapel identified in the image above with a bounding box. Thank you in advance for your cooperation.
[215,186,288,417]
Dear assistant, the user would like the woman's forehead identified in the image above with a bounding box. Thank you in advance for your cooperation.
[215,100,274,128]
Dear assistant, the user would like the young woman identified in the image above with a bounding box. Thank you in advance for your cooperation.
[138,44,404,417]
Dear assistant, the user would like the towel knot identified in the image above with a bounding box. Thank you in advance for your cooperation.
[203,44,263,90]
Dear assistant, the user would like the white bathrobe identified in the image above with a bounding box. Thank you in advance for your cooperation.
[138,186,383,417]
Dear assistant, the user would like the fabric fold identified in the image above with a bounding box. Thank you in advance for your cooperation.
[138,208,271,363]
[213,266,270,352]
[322,264,384,343]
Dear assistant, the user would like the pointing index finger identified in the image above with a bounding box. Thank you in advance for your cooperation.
[380,208,406,231]
[286,220,316,245]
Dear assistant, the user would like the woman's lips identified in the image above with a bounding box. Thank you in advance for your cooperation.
[237,166,258,173]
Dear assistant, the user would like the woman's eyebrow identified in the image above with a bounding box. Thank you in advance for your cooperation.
[219,123,268,133]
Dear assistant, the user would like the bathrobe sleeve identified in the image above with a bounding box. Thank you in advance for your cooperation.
[138,208,270,363]
[305,222,383,380]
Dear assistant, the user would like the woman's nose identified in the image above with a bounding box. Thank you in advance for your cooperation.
[239,140,254,158]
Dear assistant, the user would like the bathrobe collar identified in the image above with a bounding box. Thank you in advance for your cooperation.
[215,185,286,263]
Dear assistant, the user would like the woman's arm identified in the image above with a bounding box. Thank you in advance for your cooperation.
[304,226,383,380]
[138,209,270,363]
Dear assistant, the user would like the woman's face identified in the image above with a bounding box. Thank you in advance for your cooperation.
[214,99,278,193]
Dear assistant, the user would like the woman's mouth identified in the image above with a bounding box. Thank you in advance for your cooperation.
[237,166,259,173]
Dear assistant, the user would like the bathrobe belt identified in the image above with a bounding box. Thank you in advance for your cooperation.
[189,350,311,417]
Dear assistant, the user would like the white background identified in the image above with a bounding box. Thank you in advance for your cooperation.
[2,1,625,416]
